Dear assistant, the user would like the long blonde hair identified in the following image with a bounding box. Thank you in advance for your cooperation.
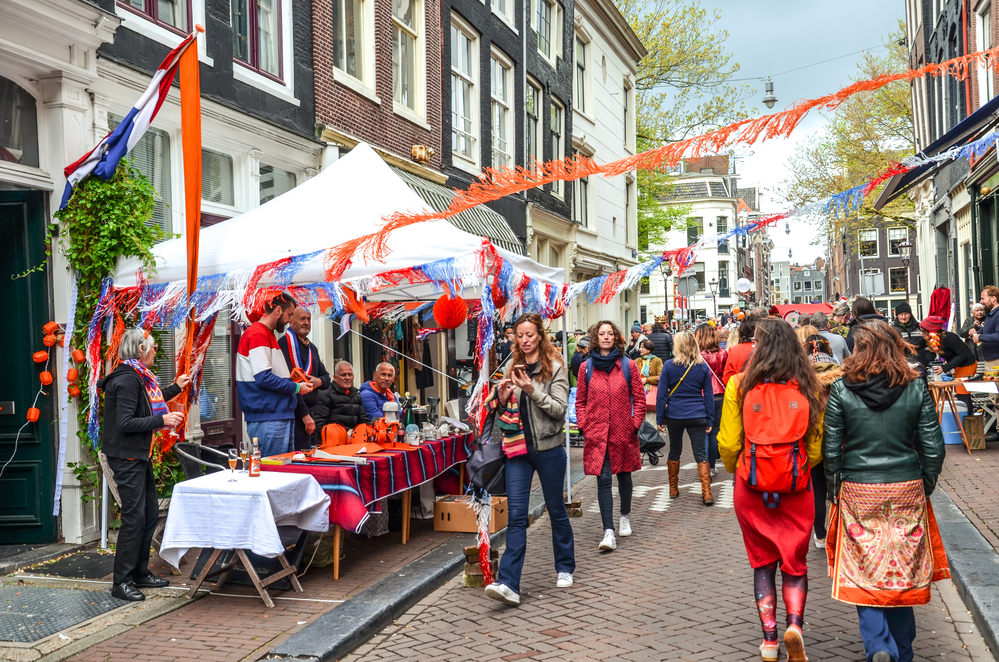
[672,331,703,366]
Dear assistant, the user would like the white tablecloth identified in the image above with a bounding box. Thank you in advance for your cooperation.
[159,471,330,567]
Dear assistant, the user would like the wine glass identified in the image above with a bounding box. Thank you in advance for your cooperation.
[227,448,238,482]
[240,440,251,473]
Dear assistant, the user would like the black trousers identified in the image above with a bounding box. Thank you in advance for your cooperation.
[293,410,317,451]
[107,457,159,586]
[812,463,827,539]
[664,417,707,463]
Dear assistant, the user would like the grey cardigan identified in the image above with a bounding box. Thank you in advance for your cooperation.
[504,359,569,452]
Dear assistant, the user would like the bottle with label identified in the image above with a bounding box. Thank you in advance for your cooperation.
[249,438,261,477]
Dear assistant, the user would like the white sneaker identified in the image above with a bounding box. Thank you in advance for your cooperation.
[484,582,520,606]
[710,467,718,478]
[556,572,573,588]
[619,515,632,537]
[813,534,826,549]
[598,529,617,551]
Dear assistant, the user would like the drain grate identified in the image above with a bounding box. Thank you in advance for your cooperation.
[0,585,125,643]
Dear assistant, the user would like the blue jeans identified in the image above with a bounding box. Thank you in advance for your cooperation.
[857,606,916,662]
[597,450,632,531]
[496,446,575,594]
[246,419,294,457]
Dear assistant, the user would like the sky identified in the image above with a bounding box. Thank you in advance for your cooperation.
[702,0,906,265]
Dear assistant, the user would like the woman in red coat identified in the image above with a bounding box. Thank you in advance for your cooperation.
[575,320,645,552]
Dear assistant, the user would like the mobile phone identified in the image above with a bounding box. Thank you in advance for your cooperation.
[513,364,526,371]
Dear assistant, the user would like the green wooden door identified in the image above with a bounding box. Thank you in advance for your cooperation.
[0,191,57,543]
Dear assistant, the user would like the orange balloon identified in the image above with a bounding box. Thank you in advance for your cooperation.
[67,368,79,382]
[737,312,745,320]
[72,349,85,363]
[26,407,40,423]
[39,371,53,385]
[42,334,56,347]
[731,307,741,315]
[68,385,81,397]
[33,350,49,363]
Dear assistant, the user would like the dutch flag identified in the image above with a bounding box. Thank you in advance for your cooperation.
[60,32,198,209]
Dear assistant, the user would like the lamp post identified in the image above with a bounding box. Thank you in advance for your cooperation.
[763,77,777,109]
[898,238,913,308]
[708,277,718,318]
[658,259,672,330]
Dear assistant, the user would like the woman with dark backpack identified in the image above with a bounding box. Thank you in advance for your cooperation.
[717,319,824,662]
[824,320,948,662]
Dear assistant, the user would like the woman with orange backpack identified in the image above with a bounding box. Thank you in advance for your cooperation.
[717,319,824,662]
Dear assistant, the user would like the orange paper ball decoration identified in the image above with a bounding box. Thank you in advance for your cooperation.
[42,334,56,347]
[67,368,79,382]
[26,407,40,423]
[68,385,81,397]
[33,351,49,363]
[43,321,60,334]
[72,349,85,363]
[433,294,467,330]
[731,307,741,315]
[737,312,745,320]
[39,371,53,386]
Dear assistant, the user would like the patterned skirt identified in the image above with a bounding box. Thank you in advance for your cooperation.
[827,479,950,607]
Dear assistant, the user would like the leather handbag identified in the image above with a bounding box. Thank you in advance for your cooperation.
[466,412,507,495]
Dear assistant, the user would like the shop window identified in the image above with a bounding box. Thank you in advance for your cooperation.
[232,0,282,80]
[0,77,39,168]
[259,163,296,203]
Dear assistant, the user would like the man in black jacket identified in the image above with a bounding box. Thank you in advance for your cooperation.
[99,329,189,602]
[313,361,369,432]
[279,308,330,450]
[647,319,673,361]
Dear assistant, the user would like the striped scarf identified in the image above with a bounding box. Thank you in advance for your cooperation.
[485,386,527,458]
[123,359,169,419]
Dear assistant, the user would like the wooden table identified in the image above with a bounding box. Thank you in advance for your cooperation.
[928,381,971,454]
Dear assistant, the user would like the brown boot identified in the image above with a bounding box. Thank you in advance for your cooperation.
[667,460,680,498]
[697,462,714,506]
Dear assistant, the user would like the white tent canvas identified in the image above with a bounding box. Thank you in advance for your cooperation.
[115,143,562,300]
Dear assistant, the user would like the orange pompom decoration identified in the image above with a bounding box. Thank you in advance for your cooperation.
[42,334,56,347]
[26,407,40,423]
[433,294,467,330]
[43,321,60,334]
[39,371,53,386]
[33,350,49,363]
[68,385,81,397]
[57,335,65,347]
[67,368,79,382]
[72,349,85,363]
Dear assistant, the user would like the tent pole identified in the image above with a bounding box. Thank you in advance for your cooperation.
[563,307,571,503]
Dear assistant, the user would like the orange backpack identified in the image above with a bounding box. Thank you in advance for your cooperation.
[739,379,811,508]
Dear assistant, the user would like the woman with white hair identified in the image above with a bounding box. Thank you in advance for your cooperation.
[99,328,190,602]
[960,302,987,360]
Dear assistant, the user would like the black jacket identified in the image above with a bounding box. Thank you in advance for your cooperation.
[845,313,888,352]
[98,364,182,460]
[278,334,331,420]
[932,330,977,372]
[313,385,369,430]
[823,376,945,497]
[647,330,673,360]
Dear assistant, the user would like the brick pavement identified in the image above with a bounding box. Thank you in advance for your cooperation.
[349,445,991,662]
[938,440,999,553]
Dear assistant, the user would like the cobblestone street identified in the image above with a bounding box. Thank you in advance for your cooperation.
[348,445,993,662]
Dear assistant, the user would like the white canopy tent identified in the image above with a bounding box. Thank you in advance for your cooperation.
[114,142,563,299]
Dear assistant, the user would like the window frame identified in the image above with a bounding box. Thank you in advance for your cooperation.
[331,0,373,88]
[549,99,564,197]
[117,0,192,36]
[201,147,237,210]
[574,34,588,115]
[533,0,561,65]
[571,148,589,226]
[491,0,515,28]
[858,228,879,258]
[526,79,542,171]
[450,15,479,170]
[717,215,729,253]
[232,0,285,84]
[490,48,514,171]
[978,4,994,107]
[393,0,426,121]
[889,267,908,293]
[887,227,908,256]
[258,162,298,204]
[686,216,703,245]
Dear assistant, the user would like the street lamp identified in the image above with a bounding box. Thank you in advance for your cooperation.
[763,77,777,109]
[658,259,672,330]
[785,220,790,235]
[708,277,718,318]
[898,238,913,307]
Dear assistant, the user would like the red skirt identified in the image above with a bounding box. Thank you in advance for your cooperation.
[733,476,814,575]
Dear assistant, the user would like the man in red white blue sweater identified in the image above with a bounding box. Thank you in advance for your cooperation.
[237,293,314,456]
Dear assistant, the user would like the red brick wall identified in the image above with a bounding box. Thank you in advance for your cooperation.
[966,0,999,114]
[313,0,443,170]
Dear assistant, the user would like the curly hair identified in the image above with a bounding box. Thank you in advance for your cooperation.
[841,320,919,387]
[509,313,564,384]
[587,320,626,354]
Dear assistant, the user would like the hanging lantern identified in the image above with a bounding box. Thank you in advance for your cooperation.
[42,334,57,347]
[67,368,79,382]
[39,371,53,386]
[26,407,40,423]
[42,321,60,334]
[68,385,81,398]
[433,294,467,330]
[33,350,49,363]
[72,349,85,364]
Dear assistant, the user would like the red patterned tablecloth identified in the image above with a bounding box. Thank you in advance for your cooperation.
[261,434,472,532]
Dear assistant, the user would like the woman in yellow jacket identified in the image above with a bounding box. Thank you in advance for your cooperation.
[717,319,824,662]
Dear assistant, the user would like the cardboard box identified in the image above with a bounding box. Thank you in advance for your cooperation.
[433,496,508,533]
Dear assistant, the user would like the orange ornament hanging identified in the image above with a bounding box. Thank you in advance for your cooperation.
[42,334,56,347]
[26,408,40,423]
[42,321,60,334]
[433,294,467,330]
[72,349,85,363]
[67,368,79,382]
[33,351,49,363]
[68,385,81,397]
[39,371,53,386]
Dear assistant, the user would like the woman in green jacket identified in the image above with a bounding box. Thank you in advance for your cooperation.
[823,320,948,662]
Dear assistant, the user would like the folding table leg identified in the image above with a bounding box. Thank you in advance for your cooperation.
[401,488,412,545]
[235,549,275,608]
[187,548,222,599]
[946,389,972,454]
[332,525,341,581]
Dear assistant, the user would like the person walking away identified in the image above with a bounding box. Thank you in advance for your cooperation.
[100,329,190,601]
[570,336,590,386]
[960,303,986,360]
[576,321,645,551]
[279,307,330,450]
[717,319,824,662]
[313,361,369,432]
[237,293,314,457]
[657,331,715,505]
[636,339,663,426]
[696,324,727,477]
[829,302,851,338]
[797,331,842,549]
[812,311,849,364]
[648,318,674,360]
[823,320,948,662]
[360,362,399,421]
[920,315,977,412]
[723,315,759,385]
[846,297,887,352]
[483,314,573,606]
[969,286,999,421]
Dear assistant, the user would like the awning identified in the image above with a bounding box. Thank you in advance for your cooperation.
[392,167,525,255]
[874,94,999,209]
[768,303,833,321]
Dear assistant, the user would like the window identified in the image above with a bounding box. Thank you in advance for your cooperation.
[451,19,477,165]
[535,0,553,59]
[887,227,907,256]
[332,0,364,81]
[803,281,812,292]
[717,216,728,253]
[0,77,39,168]
[572,149,588,225]
[526,81,541,170]
[120,0,190,33]
[814,280,823,290]
[694,262,705,291]
[625,181,631,243]
[202,148,235,206]
[232,0,281,79]
[793,280,802,291]
[622,85,628,146]
[393,0,420,111]
[574,36,586,113]
[259,164,296,203]
[718,261,729,297]
[490,51,513,170]
[110,114,171,238]
[890,267,907,293]
[200,307,233,423]
[858,229,878,257]
[550,100,563,196]
[492,0,513,24]
[686,217,703,245]
[978,5,994,106]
